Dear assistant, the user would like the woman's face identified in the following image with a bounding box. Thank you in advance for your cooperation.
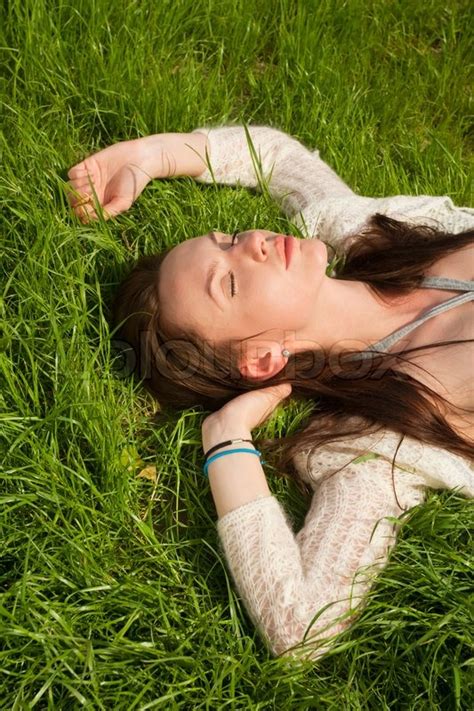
[158,230,328,343]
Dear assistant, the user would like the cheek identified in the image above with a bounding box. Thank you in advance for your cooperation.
[250,281,311,328]
[273,268,322,323]
[284,293,314,326]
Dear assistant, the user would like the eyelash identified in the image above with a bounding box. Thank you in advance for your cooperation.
[229,231,239,297]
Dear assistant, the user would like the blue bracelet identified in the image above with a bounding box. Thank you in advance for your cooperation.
[203,447,262,478]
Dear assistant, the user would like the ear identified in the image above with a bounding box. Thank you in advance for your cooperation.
[238,339,288,381]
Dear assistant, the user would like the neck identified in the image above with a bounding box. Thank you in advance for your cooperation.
[292,275,432,355]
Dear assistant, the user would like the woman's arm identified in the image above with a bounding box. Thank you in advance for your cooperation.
[207,407,473,661]
[68,125,474,238]
[67,125,358,232]
[212,456,417,661]
[191,124,355,217]
[201,390,427,661]
[192,125,474,242]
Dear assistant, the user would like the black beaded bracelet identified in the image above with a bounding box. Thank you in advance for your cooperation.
[203,438,254,461]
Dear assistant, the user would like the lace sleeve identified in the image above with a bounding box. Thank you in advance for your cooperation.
[191,125,474,248]
[216,457,425,661]
[191,124,355,227]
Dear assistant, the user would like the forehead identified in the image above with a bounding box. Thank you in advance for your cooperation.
[158,236,213,330]
[160,236,205,286]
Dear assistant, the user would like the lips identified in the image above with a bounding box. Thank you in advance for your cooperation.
[274,234,295,268]
[284,235,294,269]
[274,235,286,266]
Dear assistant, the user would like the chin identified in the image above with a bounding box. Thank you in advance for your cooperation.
[304,237,328,263]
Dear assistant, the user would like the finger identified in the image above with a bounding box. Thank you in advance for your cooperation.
[263,383,292,398]
[68,157,99,180]
[76,202,117,223]
[75,203,99,223]
[68,163,91,180]
[265,385,291,413]
[257,383,292,422]
[67,175,97,200]
[68,177,95,191]
[103,196,132,218]
[65,179,94,205]
[68,191,93,207]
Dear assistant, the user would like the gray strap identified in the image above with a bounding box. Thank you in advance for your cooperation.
[420,276,474,291]
[352,291,473,361]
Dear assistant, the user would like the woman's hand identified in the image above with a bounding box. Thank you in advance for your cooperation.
[202,383,292,448]
[67,132,209,223]
[67,139,155,223]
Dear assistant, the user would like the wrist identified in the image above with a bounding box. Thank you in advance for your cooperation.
[136,135,169,180]
[202,417,252,453]
[139,132,209,180]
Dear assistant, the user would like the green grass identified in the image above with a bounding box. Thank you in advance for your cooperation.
[1,0,473,707]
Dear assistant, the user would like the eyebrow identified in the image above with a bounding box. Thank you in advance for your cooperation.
[205,233,223,310]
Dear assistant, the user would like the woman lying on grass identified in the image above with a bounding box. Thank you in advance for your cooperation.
[68,125,474,661]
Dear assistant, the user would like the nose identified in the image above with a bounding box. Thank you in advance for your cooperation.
[242,230,270,262]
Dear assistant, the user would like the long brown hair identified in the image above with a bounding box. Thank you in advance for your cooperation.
[112,215,474,496]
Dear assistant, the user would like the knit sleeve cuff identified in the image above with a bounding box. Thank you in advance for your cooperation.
[216,493,277,531]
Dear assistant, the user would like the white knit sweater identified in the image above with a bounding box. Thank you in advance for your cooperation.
[193,124,474,661]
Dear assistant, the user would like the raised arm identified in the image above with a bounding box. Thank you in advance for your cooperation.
[192,124,355,216]
[214,458,418,660]
[209,414,473,661]
[66,125,356,232]
[192,125,474,240]
[67,125,474,240]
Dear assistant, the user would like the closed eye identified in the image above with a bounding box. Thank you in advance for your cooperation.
[229,231,239,297]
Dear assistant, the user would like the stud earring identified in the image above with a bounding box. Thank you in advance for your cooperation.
[281,348,291,358]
